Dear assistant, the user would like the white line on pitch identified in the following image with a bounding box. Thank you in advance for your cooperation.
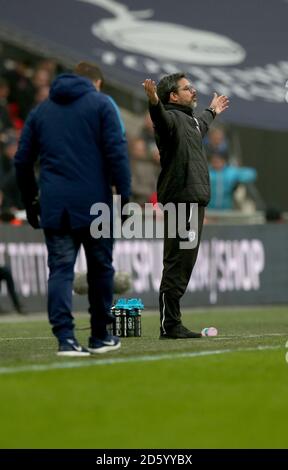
[0,337,52,341]
[0,332,285,342]
[0,345,281,375]
[213,333,285,340]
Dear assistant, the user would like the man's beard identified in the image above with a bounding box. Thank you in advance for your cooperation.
[187,98,197,109]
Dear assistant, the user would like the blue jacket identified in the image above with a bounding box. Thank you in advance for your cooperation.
[15,74,131,229]
[208,165,257,210]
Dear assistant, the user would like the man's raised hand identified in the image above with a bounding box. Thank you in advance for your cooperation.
[209,93,229,115]
[142,79,159,105]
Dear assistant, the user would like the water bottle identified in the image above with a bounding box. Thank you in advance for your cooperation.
[134,299,144,337]
[134,312,141,337]
[127,299,144,337]
[107,320,114,336]
[121,306,127,337]
[112,298,128,337]
[126,306,135,337]
[113,306,122,337]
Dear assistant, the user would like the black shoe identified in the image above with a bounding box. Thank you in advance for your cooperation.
[160,324,202,339]
[57,338,90,357]
[88,334,121,354]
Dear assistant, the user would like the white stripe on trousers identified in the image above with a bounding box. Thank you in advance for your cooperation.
[161,292,166,334]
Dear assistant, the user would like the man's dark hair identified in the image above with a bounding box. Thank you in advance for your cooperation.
[157,72,187,104]
[74,61,104,85]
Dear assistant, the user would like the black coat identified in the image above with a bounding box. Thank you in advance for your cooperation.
[149,101,214,206]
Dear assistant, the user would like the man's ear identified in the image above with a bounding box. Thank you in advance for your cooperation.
[93,79,102,91]
[169,91,178,103]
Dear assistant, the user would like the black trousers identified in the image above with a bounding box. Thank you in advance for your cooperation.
[159,205,205,334]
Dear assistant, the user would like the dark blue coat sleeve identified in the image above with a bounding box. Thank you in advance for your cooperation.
[14,109,40,206]
[100,98,131,200]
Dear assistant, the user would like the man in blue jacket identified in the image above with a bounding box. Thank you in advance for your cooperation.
[15,62,131,356]
[208,152,257,210]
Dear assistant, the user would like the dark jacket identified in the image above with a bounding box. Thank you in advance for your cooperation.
[14,74,131,229]
[149,101,214,206]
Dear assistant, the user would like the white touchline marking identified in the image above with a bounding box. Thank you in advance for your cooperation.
[245,333,285,337]
[0,337,52,341]
[0,345,281,375]
[213,333,285,340]
[0,332,285,342]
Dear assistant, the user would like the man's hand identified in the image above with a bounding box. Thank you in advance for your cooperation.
[142,79,159,105]
[25,199,40,229]
[209,93,229,115]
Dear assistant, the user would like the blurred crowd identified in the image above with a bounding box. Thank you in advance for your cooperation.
[0,57,265,225]
[0,58,63,222]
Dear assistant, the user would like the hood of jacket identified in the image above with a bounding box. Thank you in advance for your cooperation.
[49,73,95,104]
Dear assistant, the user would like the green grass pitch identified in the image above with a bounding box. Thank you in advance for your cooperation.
[0,306,288,449]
